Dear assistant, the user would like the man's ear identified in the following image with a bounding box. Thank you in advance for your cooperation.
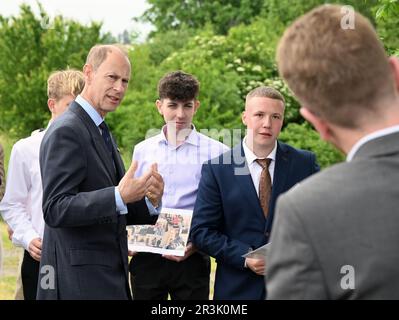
[389,56,399,92]
[300,107,332,141]
[241,111,247,126]
[47,98,55,113]
[194,100,200,113]
[156,99,163,115]
[83,64,93,84]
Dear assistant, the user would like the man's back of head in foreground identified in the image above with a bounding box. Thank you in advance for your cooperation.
[277,4,399,150]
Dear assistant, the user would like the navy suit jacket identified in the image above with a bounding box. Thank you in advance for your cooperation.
[37,102,157,300]
[191,141,319,300]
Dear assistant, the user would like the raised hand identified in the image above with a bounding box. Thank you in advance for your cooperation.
[146,163,164,208]
[118,160,152,204]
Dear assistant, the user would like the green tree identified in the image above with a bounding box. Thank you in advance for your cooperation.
[140,0,265,35]
[261,0,378,26]
[374,0,399,55]
[279,123,345,168]
[0,4,103,137]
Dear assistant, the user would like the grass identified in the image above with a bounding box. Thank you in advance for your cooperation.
[0,220,22,300]
[1,133,22,299]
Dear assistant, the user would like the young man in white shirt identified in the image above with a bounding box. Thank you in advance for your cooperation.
[129,71,229,300]
[0,143,5,276]
[0,70,84,300]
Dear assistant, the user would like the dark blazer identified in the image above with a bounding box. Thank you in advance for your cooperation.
[191,141,319,300]
[37,102,157,300]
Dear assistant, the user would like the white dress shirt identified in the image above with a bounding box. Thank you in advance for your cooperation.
[0,130,46,250]
[133,126,229,210]
[242,137,277,196]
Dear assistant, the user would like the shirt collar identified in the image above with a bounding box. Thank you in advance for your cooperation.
[243,136,277,165]
[158,124,200,146]
[346,124,399,162]
[75,95,104,127]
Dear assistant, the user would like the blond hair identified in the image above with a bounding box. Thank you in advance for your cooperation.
[86,44,129,70]
[277,4,394,128]
[47,69,84,100]
[246,86,285,105]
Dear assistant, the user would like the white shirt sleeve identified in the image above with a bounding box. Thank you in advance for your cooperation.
[0,144,40,250]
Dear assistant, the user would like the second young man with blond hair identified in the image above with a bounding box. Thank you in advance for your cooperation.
[191,86,319,299]
[0,69,84,300]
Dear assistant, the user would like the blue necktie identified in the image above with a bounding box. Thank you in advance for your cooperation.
[99,121,113,155]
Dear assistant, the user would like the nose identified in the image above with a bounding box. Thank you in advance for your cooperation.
[176,107,185,119]
[113,80,125,93]
[263,115,272,128]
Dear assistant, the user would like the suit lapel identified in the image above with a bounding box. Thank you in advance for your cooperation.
[232,143,265,220]
[69,102,118,185]
[110,133,125,181]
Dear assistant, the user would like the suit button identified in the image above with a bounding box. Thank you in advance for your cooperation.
[265,232,270,237]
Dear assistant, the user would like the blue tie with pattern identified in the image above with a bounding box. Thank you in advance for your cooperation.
[99,121,113,155]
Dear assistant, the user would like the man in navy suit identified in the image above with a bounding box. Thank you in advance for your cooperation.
[37,45,164,299]
[191,86,319,299]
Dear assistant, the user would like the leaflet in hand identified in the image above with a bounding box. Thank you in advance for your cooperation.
[127,208,192,256]
[242,243,270,259]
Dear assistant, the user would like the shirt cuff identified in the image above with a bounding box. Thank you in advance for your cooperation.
[244,247,253,268]
[115,187,128,215]
[18,229,41,252]
[145,197,162,216]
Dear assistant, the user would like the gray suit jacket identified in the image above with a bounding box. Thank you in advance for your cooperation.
[266,131,399,299]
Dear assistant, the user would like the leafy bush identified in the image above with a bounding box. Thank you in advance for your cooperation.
[279,123,345,168]
[0,4,103,137]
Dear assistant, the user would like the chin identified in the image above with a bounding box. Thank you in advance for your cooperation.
[257,139,275,149]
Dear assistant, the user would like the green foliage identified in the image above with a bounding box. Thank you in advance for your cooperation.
[109,17,287,151]
[146,27,198,65]
[1,0,395,170]
[0,4,103,137]
[374,0,399,54]
[141,0,265,35]
[279,123,345,168]
[261,0,378,26]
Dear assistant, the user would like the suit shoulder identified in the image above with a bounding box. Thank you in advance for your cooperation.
[279,141,314,155]
[279,141,316,161]
[281,161,348,210]
[196,131,230,150]
[43,111,87,146]
[49,110,85,132]
[205,146,234,163]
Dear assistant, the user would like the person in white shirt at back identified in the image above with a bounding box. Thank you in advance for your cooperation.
[0,70,84,300]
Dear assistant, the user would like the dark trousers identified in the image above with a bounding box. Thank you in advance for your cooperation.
[130,252,210,300]
[21,250,40,300]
